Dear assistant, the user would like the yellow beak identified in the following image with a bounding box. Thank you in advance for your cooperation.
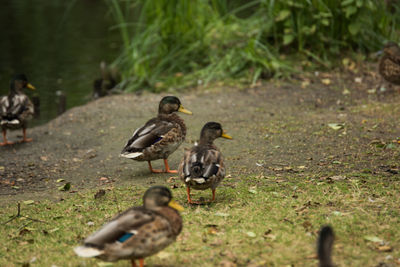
[168,199,184,211]
[221,131,232,139]
[26,83,36,90]
[178,105,192,115]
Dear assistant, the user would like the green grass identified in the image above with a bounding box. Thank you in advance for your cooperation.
[105,0,400,92]
[0,173,399,266]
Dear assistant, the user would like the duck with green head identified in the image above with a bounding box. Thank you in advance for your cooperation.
[120,96,192,173]
[179,122,232,204]
[74,186,184,267]
[0,74,36,145]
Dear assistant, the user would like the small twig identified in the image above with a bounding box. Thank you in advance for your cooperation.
[112,189,121,213]
[2,203,21,225]
[2,202,47,225]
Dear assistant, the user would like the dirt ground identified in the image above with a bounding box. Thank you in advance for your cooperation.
[1,63,399,202]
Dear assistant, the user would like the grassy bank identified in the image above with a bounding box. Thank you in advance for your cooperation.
[1,172,399,266]
[106,0,400,91]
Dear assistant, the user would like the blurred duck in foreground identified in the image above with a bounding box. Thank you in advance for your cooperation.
[0,74,36,146]
[379,41,400,86]
[317,225,335,267]
[120,96,192,173]
[74,186,183,267]
[179,122,232,204]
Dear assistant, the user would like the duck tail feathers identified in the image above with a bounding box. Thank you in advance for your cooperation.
[74,245,103,258]
[120,152,143,159]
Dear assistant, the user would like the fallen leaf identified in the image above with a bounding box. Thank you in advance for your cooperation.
[246,231,256,238]
[328,123,344,130]
[321,78,331,85]
[377,245,392,252]
[58,182,71,191]
[48,228,59,233]
[248,189,257,194]
[40,156,48,161]
[56,179,65,183]
[354,77,362,83]
[23,200,35,205]
[330,175,345,181]
[364,235,384,243]
[342,88,350,95]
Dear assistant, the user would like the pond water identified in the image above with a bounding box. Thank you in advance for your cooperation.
[0,0,121,126]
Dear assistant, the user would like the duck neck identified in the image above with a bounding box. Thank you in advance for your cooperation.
[199,137,215,146]
[158,112,186,137]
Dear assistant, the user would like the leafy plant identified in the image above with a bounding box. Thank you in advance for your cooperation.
[105,0,400,91]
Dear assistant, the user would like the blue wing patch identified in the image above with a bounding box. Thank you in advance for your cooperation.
[118,233,134,243]
[152,136,163,144]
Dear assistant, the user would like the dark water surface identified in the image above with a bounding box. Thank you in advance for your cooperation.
[0,0,121,126]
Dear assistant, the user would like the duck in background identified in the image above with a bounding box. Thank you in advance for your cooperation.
[121,96,192,173]
[179,122,232,204]
[93,61,120,99]
[74,186,183,267]
[379,42,400,90]
[0,74,36,146]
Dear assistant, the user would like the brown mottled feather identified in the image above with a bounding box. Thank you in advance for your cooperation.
[0,94,34,130]
[379,42,400,85]
[179,143,226,191]
[121,112,186,161]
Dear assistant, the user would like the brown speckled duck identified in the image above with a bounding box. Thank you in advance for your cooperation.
[0,74,36,146]
[317,226,335,267]
[74,186,183,267]
[379,41,400,85]
[179,122,232,204]
[120,96,192,173]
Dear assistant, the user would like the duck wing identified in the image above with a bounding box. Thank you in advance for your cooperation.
[121,118,175,155]
[0,94,33,120]
[83,207,155,249]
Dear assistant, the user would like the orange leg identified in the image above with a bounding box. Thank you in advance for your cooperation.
[139,258,144,267]
[0,129,14,146]
[211,189,216,202]
[186,187,203,205]
[186,187,192,203]
[21,128,33,143]
[163,159,177,173]
[147,161,163,173]
[131,259,137,267]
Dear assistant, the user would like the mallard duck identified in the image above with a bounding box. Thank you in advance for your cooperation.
[179,122,232,204]
[317,226,334,267]
[379,41,400,85]
[93,61,120,99]
[120,96,192,173]
[74,186,184,267]
[0,74,36,146]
